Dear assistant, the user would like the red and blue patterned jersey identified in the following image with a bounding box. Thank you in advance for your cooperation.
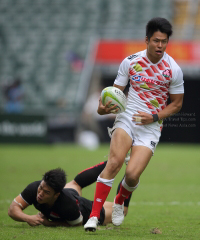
[114,50,184,131]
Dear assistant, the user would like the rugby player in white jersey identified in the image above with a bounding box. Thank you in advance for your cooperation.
[84,17,184,232]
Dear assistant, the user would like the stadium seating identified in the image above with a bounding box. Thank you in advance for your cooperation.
[0,0,187,115]
[194,1,200,39]
[173,0,200,40]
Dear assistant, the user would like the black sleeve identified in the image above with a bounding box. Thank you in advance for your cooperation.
[62,198,81,222]
[20,181,41,205]
[58,190,83,224]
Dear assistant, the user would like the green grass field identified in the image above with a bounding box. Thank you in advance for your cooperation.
[0,143,199,240]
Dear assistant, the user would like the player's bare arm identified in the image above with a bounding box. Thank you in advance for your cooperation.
[133,93,184,125]
[113,84,126,92]
[9,194,82,228]
[157,93,183,120]
[8,195,44,226]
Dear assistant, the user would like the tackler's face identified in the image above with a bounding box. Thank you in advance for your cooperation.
[145,31,168,63]
[37,181,59,205]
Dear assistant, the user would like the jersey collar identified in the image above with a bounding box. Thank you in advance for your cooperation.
[144,49,166,65]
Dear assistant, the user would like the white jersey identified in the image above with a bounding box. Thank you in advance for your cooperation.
[114,49,184,131]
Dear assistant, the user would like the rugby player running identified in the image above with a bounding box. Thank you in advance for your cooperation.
[84,17,184,231]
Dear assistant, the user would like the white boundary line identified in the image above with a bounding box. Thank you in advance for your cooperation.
[129,201,200,206]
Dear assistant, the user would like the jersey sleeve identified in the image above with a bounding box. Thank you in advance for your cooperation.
[20,181,40,205]
[169,67,184,94]
[114,57,130,86]
[62,200,83,225]
[67,213,83,226]
[58,191,83,225]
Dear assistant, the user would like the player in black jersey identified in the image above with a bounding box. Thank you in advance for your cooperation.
[8,161,132,228]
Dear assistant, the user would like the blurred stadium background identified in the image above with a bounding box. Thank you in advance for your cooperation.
[0,0,199,145]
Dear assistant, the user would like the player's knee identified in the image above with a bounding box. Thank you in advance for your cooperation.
[101,155,124,179]
[125,169,140,186]
[107,159,123,174]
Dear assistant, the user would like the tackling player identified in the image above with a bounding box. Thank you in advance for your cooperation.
[84,17,184,231]
[8,160,131,228]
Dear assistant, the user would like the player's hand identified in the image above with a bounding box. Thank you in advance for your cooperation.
[26,214,44,226]
[97,97,119,115]
[37,212,44,218]
[132,111,153,125]
[38,212,55,227]
[40,215,52,226]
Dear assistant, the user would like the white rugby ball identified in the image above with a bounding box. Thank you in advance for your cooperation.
[101,86,127,114]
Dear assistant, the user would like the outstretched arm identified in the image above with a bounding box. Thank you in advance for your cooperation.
[8,195,44,226]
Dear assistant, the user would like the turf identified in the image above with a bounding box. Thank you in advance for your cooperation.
[0,143,200,240]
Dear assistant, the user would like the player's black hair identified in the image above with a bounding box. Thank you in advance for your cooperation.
[146,17,173,40]
[43,168,67,193]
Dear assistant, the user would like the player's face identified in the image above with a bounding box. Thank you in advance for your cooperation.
[37,181,59,206]
[145,31,168,64]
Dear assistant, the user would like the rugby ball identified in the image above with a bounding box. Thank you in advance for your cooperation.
[101,86,127,114]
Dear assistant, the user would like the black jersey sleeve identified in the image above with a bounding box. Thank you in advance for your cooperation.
[20,181,41,205]
[58,189,83,225]
[64,201,83,225]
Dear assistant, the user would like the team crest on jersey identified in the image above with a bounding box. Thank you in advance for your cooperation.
[131,75,142,82]
[162,69,172,78]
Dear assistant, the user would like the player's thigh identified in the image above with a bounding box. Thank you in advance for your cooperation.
[110,128,132,162]
[126,145,152,180]
[64,180,82,196]
[101,128,132,179]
